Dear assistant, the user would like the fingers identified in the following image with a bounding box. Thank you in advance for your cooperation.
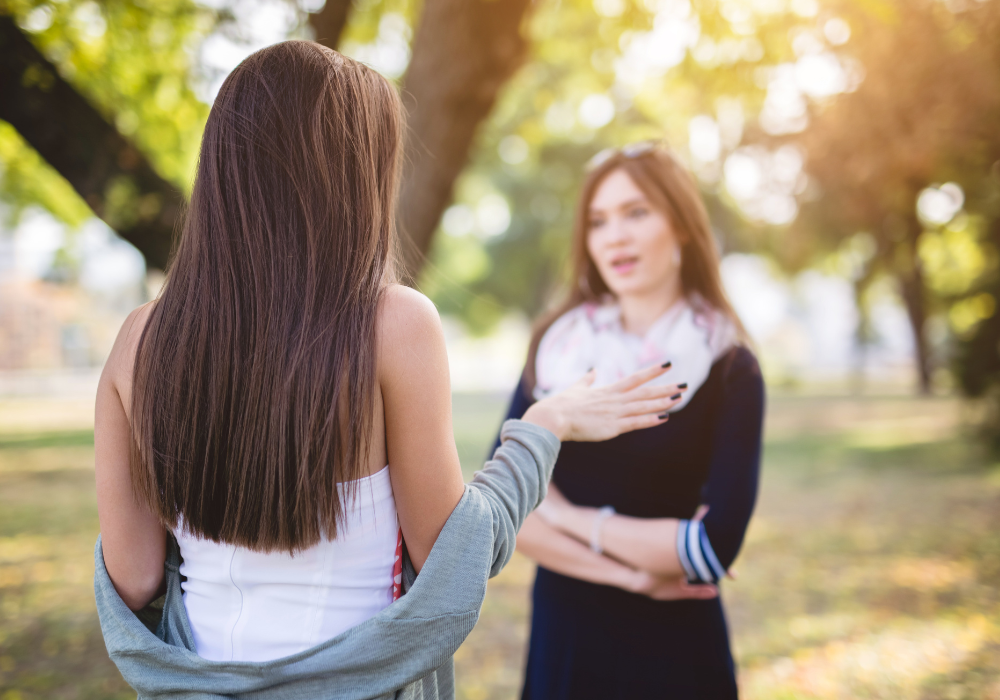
[622,382,686,402]
[675,582,719,600]
[619,394,684,418]
[608,362,672,392]
[615,414,669,435]
[656,581,719,601]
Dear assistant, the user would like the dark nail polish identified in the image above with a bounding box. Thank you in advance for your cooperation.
[670,393,682,400]
[661,361,672,369]
[678,383,688,389]
[657,412,670,419]
[587,367,594,372]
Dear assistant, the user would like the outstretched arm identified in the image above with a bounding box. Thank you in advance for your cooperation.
[378,288,682,573]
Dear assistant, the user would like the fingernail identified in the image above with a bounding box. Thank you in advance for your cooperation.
[670,393,682,400]
[587,367,594,372]
[661,361,672,369]
[657,412,670,419]
[678,383,688,389]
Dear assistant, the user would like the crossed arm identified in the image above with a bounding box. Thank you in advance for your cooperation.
[516,495,717,601]
[511,352,765,600]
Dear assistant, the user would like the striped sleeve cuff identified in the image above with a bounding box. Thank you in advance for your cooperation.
[676,519,727,584]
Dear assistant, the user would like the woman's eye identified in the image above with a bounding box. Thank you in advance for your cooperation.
[627,207,648,219]
[588,218,605,229]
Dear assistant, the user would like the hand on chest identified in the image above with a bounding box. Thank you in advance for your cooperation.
[552,396,717,518]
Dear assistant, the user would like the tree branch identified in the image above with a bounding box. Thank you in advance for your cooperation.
[0,14,184,270]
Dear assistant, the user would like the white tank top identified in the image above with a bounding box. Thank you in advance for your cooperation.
[172,466,398,662]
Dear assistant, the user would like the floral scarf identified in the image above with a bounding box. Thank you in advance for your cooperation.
[533,296,738,411]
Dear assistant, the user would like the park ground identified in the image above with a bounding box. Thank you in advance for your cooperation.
[1,390,998,699]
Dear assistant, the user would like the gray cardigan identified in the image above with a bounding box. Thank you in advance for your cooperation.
[94,420,560,700]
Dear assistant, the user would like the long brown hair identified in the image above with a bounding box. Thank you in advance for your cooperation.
[130,41,402,552]
[525,147,745,391]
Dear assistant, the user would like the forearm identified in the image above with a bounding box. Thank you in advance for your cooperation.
[516,513,642,589]
[550,506,685,578]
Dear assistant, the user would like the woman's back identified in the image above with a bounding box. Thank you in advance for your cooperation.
[103,282,450,659]
[174,466,398,662]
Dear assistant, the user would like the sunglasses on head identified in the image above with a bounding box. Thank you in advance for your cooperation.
[585,140,664,172]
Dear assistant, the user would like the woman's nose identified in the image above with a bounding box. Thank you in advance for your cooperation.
[605,217,630,244]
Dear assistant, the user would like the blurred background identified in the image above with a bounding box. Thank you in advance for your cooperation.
[1,0,999,697]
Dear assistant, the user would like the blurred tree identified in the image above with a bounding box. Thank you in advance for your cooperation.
[786,0,1000,392]
[0,14,185,269]
[309,0,352,47]
[0,0,537,281]
[17,0,999,408]
[420,0,803,330]
[0,0,215,268]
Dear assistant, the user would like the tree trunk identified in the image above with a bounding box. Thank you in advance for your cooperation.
[396,0,533,279]
[309,0,353,50]
[897,215,933,394]
[0,15,184,271]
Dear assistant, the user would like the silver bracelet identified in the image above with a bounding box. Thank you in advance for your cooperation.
[590,505,616,554]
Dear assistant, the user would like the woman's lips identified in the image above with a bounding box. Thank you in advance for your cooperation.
[610,257,638,275]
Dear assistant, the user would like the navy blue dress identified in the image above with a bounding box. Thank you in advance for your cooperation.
[494,346,764,699]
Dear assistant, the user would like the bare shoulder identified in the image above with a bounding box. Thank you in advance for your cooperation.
[378,284,443,345]
[379,284,441,333]
[377,284,447,380]
[102,301,156,395]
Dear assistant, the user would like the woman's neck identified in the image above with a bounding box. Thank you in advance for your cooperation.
[618,279,683,337]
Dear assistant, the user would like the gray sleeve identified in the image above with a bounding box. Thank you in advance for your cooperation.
[468,419,561,578]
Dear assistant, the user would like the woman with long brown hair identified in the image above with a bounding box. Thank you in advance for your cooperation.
[92,42,685,697]
[497,143,765,698]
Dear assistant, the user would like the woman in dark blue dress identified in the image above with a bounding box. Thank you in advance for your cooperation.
[495,143,765,699]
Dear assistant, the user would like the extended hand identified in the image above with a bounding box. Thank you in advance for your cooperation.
[523,364,686,442]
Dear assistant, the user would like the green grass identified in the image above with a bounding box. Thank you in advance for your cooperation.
[1,393,998,699]
[0,431,94,451]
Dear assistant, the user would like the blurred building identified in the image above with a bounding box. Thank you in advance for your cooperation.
[721,254,915,390]
[0,275,90,370]
[0,211,145,394]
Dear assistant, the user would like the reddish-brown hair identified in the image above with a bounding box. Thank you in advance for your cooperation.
[130,41,402,551]
[525,148,745,391]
